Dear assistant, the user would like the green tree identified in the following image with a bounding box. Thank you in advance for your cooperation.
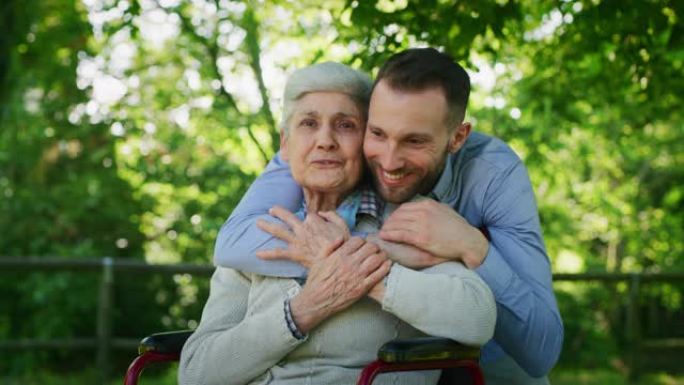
[2,0,683,379]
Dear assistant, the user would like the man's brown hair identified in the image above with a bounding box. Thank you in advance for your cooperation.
[374,48,470,128]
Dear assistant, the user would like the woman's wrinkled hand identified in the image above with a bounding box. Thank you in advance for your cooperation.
[289,237,391,333]
[256,206,351,268]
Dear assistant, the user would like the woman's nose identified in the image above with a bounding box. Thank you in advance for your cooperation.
[316,126,338,150]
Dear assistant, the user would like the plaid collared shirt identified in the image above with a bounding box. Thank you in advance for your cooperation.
[357,184,384,227]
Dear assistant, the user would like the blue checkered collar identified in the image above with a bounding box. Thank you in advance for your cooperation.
[295,184,383,228]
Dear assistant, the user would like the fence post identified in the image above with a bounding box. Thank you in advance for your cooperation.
[626,273,642,383]
[97,257,114,384]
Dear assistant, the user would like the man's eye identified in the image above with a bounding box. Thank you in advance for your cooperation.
[370,129,383,137]
[407,138,426,145]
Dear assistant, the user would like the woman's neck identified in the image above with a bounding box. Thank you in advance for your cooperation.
[303,188,345,213]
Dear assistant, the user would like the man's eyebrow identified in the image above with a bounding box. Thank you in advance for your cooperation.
[405,133,433,141]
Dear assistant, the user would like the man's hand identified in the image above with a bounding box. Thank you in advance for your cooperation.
[366,233,446,269]
[256,206,351,268]
[290,237,391,333]
[379,199,489,269]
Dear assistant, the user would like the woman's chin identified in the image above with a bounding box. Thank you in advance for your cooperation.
[303,178,352,194]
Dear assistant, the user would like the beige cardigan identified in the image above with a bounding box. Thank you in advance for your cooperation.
[179,259,495,385]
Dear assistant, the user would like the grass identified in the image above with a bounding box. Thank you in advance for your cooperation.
[550,368,684,385]
[2,366,683,384]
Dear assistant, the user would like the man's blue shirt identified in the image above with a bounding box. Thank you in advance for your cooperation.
[213,131,563,377]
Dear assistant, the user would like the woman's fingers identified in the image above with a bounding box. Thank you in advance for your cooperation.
[256,247,292,261]
[256,219,294,243]
[358,250,388,276]
[348,241,380,264]
[269,205,303,229]
[330,236,365,258]
[318,210,347,228]
[363,259,393,287]
[318,236,345,259]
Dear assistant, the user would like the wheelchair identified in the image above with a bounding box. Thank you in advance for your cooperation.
[124,330,484,385]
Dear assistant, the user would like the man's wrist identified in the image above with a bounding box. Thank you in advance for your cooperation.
[462,229,489,269]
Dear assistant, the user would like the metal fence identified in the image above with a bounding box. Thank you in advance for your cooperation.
[1,257,683,383]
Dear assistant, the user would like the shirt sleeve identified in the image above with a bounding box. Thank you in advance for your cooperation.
[382,262,496,347]
[213,152,307,277]
[474,160,564,377]
[178,267,306,385]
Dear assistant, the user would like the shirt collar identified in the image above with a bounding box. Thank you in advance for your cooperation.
[429,151,457,203]
[296,184,383,229]
[358,185,383,220]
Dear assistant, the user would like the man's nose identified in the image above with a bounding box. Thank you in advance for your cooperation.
[379,143,404,171]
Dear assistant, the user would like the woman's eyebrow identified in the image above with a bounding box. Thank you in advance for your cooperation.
[332,112,360,119]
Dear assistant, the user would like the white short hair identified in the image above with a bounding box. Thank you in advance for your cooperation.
[280,62,372,134]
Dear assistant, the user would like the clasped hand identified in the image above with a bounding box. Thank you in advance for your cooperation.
[256,205,351,267]
[379,199,490,269]
[256,206,391,332]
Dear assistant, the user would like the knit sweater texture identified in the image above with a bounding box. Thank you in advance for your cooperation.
[179,257,495,384]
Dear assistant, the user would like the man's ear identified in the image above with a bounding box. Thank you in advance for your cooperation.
[447,122,472,153]
[279,129,289,161]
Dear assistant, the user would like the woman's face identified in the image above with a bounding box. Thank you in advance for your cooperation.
[281,91,365,196]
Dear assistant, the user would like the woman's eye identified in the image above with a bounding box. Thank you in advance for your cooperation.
[337,120,356,130]
[300,119,317,128]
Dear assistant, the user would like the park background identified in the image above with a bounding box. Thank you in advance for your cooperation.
[1,0,683,384]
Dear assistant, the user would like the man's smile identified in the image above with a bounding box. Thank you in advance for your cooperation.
[379,169,412,185]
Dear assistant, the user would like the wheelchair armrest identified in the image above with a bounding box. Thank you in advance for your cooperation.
[125,330,194,385]
[357,337,483,385]
[138,330,194,355]
[378,337,480,363]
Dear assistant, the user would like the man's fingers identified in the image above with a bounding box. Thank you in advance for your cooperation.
[382,209,422,230]
[318,211,347,228]
[408,247,434,262]
[384,201,436,226]
[379,228,420,247]
[256,219,295,243]
[256,248,292,261]
[269,205,303,230]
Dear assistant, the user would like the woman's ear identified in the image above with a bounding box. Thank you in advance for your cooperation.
[448,122,472,153]
[279,129,289,161]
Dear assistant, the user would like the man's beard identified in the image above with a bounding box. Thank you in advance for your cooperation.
[369,146,449,204]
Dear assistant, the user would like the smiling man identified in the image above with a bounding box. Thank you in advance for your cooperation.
[213,48,563,384]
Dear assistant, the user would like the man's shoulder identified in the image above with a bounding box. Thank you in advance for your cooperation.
[453,131,522,173]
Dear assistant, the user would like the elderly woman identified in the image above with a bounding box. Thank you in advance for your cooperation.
[178,63,495,385]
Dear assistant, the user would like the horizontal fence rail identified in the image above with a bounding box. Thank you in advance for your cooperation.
[1,257,683,383]
[0,256,215,275]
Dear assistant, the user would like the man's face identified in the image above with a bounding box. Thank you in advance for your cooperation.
[364,80,466,203]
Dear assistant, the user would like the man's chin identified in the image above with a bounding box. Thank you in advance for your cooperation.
[378,184,417,204]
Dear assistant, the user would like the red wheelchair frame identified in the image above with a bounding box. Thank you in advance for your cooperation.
[123,331,484,385]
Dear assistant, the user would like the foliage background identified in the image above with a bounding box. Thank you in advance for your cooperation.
[1,0,683,381]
